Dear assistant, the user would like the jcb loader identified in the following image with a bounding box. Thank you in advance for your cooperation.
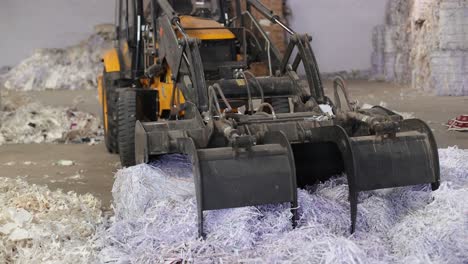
[98,0,440,237]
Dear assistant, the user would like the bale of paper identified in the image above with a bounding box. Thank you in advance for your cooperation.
[372,0,468,95]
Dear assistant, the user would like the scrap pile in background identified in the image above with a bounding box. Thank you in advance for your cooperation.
[97,148,468,263]
[372,0,468,95]
[0,92,103,145]
[0,177,102,263]
[1,24,113,91]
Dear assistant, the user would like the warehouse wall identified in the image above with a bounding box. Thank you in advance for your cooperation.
[289,0,388,73]
[0,0,388,73]
[0,0,114,68]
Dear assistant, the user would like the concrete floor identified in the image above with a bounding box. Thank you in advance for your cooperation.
[0,80,467,208]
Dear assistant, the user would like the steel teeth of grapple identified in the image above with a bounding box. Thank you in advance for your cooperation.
[136,118,440,236]
[297,119,440,233]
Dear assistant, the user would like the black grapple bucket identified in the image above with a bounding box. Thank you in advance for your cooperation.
[290,119,440,232]
[178,132,298,237]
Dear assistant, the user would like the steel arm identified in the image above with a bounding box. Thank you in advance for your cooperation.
[280,34,325,104]
[156,0,179,23]
[245,0,294,34]
[154,0,209,111]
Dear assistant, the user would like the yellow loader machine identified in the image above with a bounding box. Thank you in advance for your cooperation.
[99,0,440,237]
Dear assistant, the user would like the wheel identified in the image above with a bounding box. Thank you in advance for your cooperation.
[102,70,119,153]
[117,89,137,167]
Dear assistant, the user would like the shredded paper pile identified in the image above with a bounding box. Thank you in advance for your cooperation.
[97,148,468,263]
[0,177,102,263]
[0,93,103,145]
[1,25,112,91]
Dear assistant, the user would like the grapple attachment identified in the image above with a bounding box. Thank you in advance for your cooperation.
[178,132,298,237]
[351,130,438,191]
[292,118,440,232]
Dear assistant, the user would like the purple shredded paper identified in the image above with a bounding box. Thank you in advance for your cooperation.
[97,148,468,263]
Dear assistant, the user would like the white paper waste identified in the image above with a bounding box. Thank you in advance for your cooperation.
[2,27,112,91]
[0,177,102,263]
[97,147,468,263]
[0,94,103,145]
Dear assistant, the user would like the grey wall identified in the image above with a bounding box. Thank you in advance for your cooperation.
[289,0,388,73]
[0,0,115,67]
[0,0,388,72]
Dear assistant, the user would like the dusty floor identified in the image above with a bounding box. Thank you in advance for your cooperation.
[0,80,466,208]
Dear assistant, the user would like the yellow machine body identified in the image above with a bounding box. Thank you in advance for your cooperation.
[179,16,236,40]
[99,16,234,119]
[102,49,121,73]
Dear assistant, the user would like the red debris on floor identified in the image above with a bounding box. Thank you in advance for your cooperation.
[448,115,468,131]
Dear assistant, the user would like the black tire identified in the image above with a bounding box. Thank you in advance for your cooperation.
[102,71,119,153]
[117,90,137,167]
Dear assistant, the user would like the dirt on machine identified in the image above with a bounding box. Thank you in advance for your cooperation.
[98,0,440,237]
